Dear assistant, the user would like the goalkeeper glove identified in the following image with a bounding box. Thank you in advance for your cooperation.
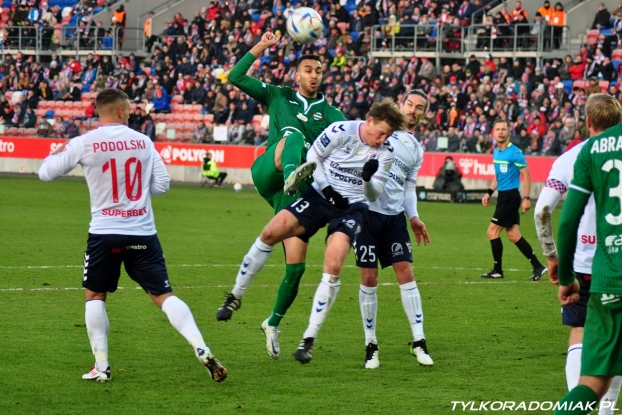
[322,186,349,209]
[362,159,379,182]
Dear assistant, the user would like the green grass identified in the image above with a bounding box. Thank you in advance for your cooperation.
[0,175,570,415]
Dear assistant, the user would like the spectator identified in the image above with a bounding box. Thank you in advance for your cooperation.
[538,0,554,24]
[192,120,209,143]
[52,115,66,137]
[141,117,156,141]
[21,107,36,128]
[152,87,171,113]
[592,3,611,29]
[37,116,53,137]
[64,118,80,138]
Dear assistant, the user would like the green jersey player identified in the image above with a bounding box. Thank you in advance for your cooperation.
[554,93,622,415]
[216,31,345,333]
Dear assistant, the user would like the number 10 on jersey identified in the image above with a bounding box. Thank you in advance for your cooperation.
[102,158,143,203]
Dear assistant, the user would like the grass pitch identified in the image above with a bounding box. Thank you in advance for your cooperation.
[0,175,569,415]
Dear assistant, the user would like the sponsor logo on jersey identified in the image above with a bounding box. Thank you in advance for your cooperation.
[391,242,404,257]
[126,245,147,250]
[393,158,411,173]
[320,133,330,147]
[500,164,508,174]
[312,112,323,121]
[580,235,597,244]
[296,113,308,122]
[389,172,404,186]
[605,234,622,253]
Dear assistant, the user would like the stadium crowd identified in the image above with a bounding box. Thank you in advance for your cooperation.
[0,0,621,156]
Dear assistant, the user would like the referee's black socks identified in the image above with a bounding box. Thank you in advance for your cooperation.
[514,237,543,269]
[490,238,503,272]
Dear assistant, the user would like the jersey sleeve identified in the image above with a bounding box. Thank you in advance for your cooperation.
[227,52,280,105]
[513,147,527,169]
[326,106,347,124]
[569,142,594,195]
[150,145,170,195]
[403,140,423,219]
[307,122,346,190]
[38,138,85,182]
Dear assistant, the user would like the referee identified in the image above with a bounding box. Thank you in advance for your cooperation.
[480,119,547,281]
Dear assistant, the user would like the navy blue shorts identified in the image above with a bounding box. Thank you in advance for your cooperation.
[562,272,591,327]
[355,210,413,269]
[283,186,367,245]
[83,233,173,295]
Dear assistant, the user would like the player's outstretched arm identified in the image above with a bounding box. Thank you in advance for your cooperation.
[228,31,281,104]
[150,148,170,195]
[534,186,563,284]
[38,139,83,182]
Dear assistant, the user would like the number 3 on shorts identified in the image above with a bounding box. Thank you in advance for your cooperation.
[291,198,310,213]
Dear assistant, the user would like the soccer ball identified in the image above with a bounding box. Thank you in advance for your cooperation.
[287,7,324,44]
[233,183,242,192]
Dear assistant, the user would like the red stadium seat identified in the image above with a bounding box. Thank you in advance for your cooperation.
[573,80,586,90]
[193,114,204,121]
[600,80,610,92]
[613,49,622,62]
[182,132,193,142]
[171,95,183,104]
[182,113,194,122]
[191,104,203,113]
[586,29,599,44]
[204,114,214,124]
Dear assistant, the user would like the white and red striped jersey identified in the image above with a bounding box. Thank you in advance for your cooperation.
[38,124,170,235]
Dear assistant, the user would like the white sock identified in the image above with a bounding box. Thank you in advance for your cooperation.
[599,376,622,415]
[231,237,273,299]
[359,284,378,345]
[400,281,425,341]
[85,300,109,371]
[302,273,341,339]
[161,296,210,357]
[566,344,582,390]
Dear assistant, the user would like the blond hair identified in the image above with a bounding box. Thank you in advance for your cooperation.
[586,93,622,133]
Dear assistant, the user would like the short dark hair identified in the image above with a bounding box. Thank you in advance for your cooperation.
[296,54,321,69]
[404,89,428,105]
[367,97,407,132]
[492,118,509,128]
[95,88,129,110]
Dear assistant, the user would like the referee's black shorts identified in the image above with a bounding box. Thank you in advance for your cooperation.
[491,189,521,228]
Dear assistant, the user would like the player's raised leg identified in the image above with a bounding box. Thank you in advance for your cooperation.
[216,209,307,321]
[278,130,317,197]
[294,232,351,364]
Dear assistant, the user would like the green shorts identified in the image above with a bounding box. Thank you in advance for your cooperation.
[581,293,622,377]
[251,144,309,214]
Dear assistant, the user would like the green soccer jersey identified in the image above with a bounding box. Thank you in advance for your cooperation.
[228,52,346,152]
[565,129,622,293]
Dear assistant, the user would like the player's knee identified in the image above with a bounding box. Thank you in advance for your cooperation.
[260,225,281,246]
[360,270,378,287]
[507,231,521,243]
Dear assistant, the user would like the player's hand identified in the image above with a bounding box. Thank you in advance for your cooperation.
[260,31,280,47]
[546,256,559,285]
[322,186,349,209]
[410,217,430,246]
[558,279,580,306]
[522,198,531,214]
[482,194,490,207]
[362,159,379,182]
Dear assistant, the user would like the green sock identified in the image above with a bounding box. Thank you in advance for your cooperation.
[554,385,599,415]
[268,263,305,327]
[281,132,305,181]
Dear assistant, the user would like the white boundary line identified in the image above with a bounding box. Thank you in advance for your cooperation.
[0,280,520,293]
[0,263,531,272]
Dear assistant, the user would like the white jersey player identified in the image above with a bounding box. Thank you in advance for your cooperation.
[218,99,405,362]
[534,96,621,414]
[38,89,227,383]
[355,90,433,369]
